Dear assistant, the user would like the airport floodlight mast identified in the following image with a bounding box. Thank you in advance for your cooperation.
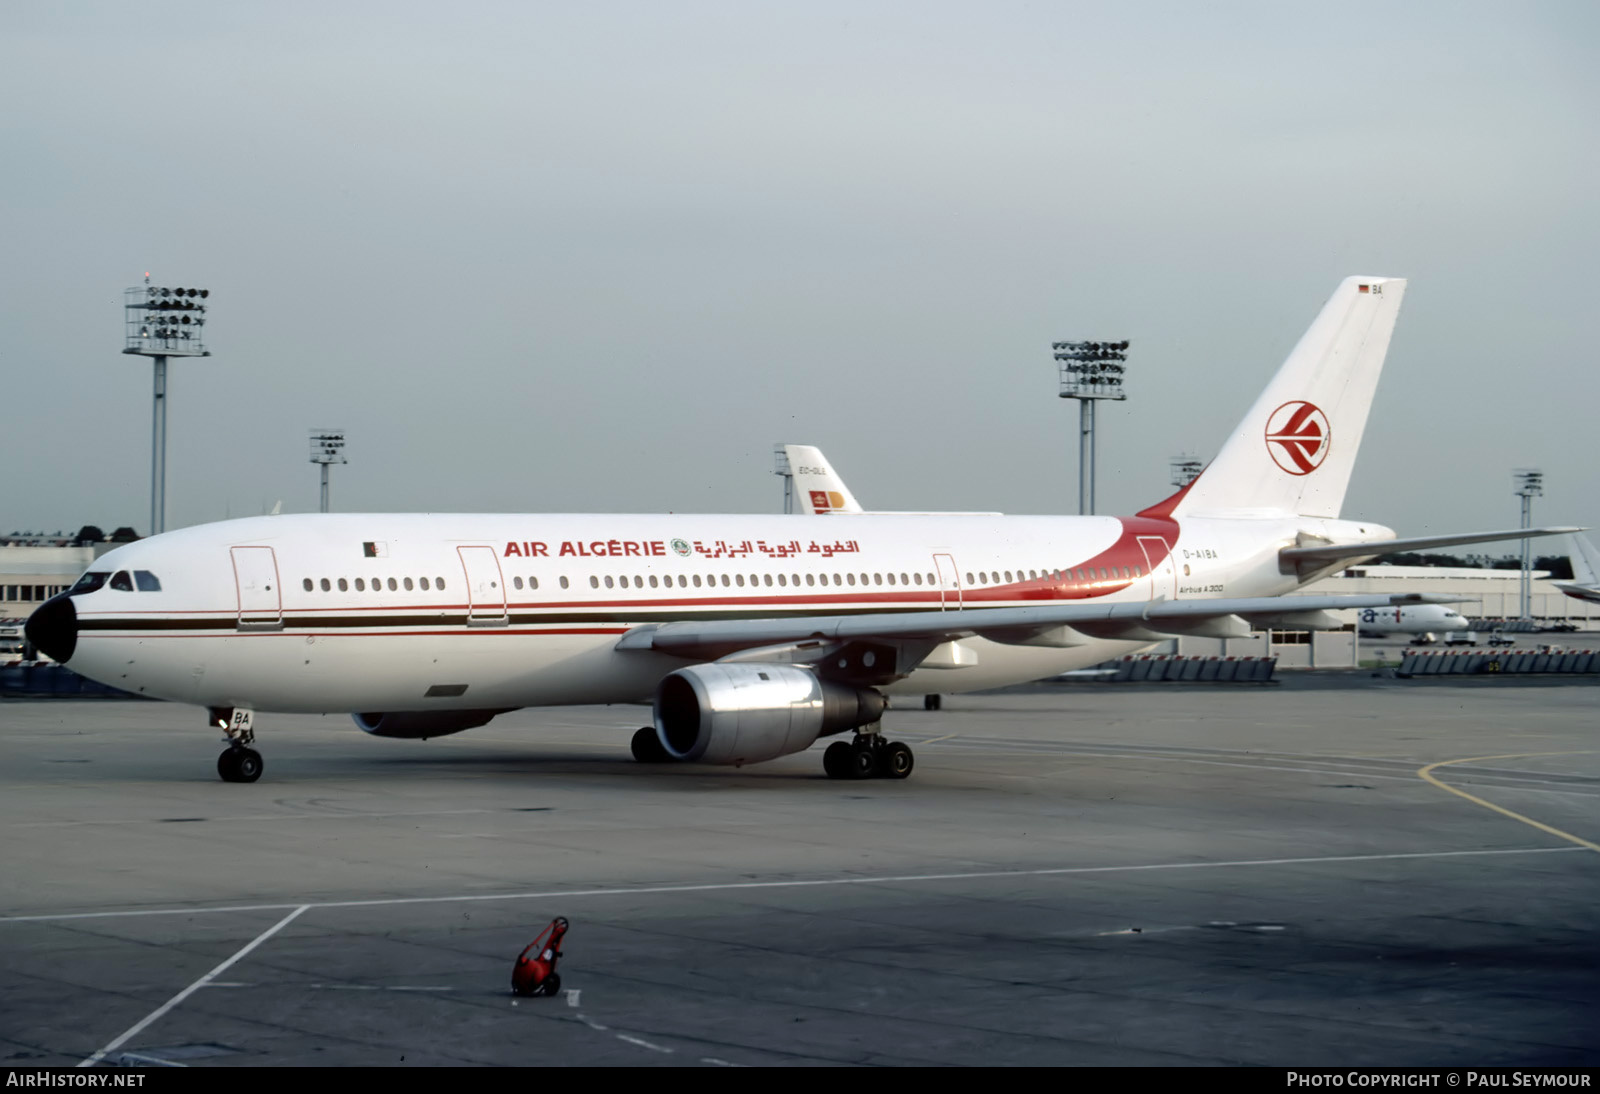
[773,444,794,514]
[123,278,212,535]
[310,430,348,513]
[1053,339,1129,515]
[1514,468,1543,621]
[1170,454,1203,489]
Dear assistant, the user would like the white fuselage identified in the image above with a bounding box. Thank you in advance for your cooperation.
[60,510,1385,714]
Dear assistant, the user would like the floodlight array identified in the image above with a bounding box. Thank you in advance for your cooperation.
[310,430,348,465]
[125,285,212,355]
[1170,455,1204,488]
[1512,468,1543,498]
[1053,339,1129,399]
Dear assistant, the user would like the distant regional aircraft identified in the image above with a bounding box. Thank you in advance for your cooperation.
[27,277,1578,784]
[779,443,998,517]
[1355,603,1472,639]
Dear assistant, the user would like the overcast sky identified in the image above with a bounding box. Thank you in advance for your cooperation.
[3,2,1596,544]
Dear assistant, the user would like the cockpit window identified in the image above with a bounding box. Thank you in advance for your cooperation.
[68,572,109,596]
[134,570,162,592]
[109,571,134,591]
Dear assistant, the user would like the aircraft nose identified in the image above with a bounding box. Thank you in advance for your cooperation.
[25,594,77,663]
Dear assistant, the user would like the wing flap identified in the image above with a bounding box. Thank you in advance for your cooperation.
[618,593,1463,662]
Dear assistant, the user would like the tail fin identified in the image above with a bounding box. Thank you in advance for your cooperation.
[1568,533,1600,586]
[780,445,864,514]
[1161,276,1406,519]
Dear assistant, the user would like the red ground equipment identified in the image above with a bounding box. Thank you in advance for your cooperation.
[511,917,569,997]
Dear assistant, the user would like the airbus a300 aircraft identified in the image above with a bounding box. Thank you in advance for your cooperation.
[26,277,1577,784]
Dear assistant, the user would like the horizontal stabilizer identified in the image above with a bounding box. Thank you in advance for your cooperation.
[1282,526,1583,566]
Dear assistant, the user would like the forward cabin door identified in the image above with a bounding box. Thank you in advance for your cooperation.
[933,552,963,610]
[1137,536,1179,601]
[231,546,283,630]
[457,546,509,626]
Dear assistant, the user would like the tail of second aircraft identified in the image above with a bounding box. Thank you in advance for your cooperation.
[1150,276,1407,520]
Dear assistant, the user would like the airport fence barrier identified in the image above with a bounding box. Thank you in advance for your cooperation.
[0,662,141,698]
[1395,649,1600,677]
[1104,655,1277,683]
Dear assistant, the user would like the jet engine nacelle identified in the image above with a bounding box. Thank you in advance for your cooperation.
[353,709,505,739]
[654,663,886,766]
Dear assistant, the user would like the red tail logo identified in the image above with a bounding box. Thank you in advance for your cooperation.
[1264,400,1330,475]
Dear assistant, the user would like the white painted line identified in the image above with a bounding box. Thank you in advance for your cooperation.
[577,1015,608,1031]
[701,1057,741,1067]
[566,989,581,1008]
[77,905,308,1068]
[616,1033,673,1054]
[7,845,1581,926]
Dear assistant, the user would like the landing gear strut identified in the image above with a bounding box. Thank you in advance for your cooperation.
[923,694,942,711]
[212,707,264,784]
[822,726,913,780]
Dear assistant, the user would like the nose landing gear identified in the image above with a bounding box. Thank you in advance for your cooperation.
[211,707,264,783]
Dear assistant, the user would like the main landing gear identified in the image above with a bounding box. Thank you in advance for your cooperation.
[212,707,264,783]
[822,726,913,780]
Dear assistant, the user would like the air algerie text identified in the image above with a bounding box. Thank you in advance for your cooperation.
[506,541,666,558]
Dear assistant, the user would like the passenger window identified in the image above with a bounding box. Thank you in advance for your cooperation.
[338,578,348,592]
[735,574,745,587]
[604,576,614,588]
[721,575,731,587]
[134,571,162,592]
[558,576,568,589]
[404,577,414,591]
[387,577,398,591]
[303,578,314,592]
[805,574,814,586]
[764,574,773,587]
[913,573,923,586]
[321,578,331,592]
[846,573,856,586]
[355,578,365,591]
[514,576,524,590]
[965,573,974,585]
[637,576,645,588]
[649,575,658,588]
[692,575,702,587]
[1004,571,1012,583]
[436,577,446,590]
[777,574,787,586]
[887,573,897,586]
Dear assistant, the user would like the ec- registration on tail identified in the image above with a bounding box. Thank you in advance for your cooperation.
[1170,276,1406,520]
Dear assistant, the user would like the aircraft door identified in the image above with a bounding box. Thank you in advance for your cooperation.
[1137,536,1178,601]
[231,546,283,630]
[933,553,963,610]
[457,546,509,626]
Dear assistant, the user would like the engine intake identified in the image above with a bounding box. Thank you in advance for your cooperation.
[353,709,506,739]
[655,663,885,765]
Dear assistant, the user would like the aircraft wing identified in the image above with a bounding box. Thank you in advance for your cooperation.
[615,592,1460,664]
[1281,526,1583,566]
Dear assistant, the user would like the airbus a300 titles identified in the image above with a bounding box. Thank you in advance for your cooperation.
[26,277,1579,784]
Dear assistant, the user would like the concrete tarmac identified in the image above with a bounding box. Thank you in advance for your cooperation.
[2,678,1597,1067]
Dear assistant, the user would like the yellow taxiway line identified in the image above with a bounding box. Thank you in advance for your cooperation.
[1417,751,1600,854]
